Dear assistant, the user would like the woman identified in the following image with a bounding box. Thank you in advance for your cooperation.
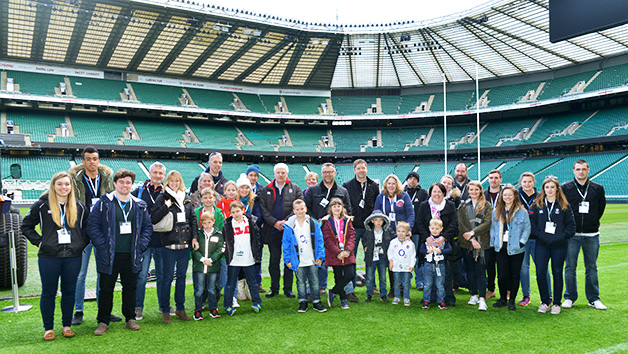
[303,172,319,196]
[22,172,89,340]
[189,172,216,209]
[151,170,199,323]
[517,172,551,306]
[440,174,462,208]
[322,198,356,310]
[531,177,575,315]
[457,181,492,311]
[415,182,459,306]
[374,174,415,231]
[489,185,530,311]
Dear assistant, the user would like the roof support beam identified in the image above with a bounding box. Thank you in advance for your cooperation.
[182,31,234,77]
[65,2,97,64]
[303,34,343,88]
[382,35,404,87]
[375,34,381,87]
[155,17,211,74]
[30,4,52,61]
[127,12,171,72]
[96,3,135,67]
[280,34,310,86]
[418,29,449,82]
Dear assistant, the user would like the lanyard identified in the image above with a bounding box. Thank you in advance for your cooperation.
[576,181,590,201]
[389,196,397,213]
[410,189,418,202]
[361,181,367,201]
[115,195,133,222]
[519,192,532,211]
[491,193,498,208]
[325,186,332,201]
[545,199,555,223]
[83,173,100,197]
[333,218,344,244]
[59,203,66,229]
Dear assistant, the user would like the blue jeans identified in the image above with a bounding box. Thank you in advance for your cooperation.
[296,266,321,303]
[193,272,218,311]
[411,234,423,288]
[224,265,261,309]
[535,243,567,306]
[423,262,445,303]
[160,247,191,312]
[520,239,552,298]
[564,235,600,303]
[463,248,487,298]
[136,246,164,309]
[366,258,387,297]
[318,266,328,290]
[39,256,81,330]
[220,259,228,290]
[75,241,99,311]
[393,272,412,300]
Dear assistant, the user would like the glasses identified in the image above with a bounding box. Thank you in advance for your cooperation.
[321,170,335,175]
[544,175,558,181]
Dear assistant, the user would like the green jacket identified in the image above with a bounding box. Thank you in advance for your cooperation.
[457,199,493,250]
[194,206,224,232]
[191,227,224,273]
[68,164,115,204]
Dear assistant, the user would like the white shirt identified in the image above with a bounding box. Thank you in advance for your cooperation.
[230,217,254,267]
[373,229,384,262]
[294,218,315,267]
[387,238,416,273]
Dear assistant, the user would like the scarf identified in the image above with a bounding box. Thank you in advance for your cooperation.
[166,186,186,210]
[428,197,446,219]
[240,196,251,213]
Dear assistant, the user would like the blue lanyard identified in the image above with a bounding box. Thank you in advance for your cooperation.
[83,173,100,197]
[115,195,132,222]
[519,192,532,211]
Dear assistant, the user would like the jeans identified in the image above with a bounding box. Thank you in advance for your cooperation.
[423,262,445,303]
[495,244,524,301]
[331,264,356,300]
[160,247,191,313]
[193,272,218,311]
[411,235,423,288]
[97,253,138,324]
[39,256,81,330]
[318,266,328,290]
[135,246,164,309]
[75,241,100,311]
[269,233,293,293]
[296,266,321,303]
[366,258,387,297]
[520,239,552,298]
[223,265,261,309]
[463,248,487,298]
[220,259,228,290]
[536,243,567,306]
[393,272,412,300]
[565,235,600,303]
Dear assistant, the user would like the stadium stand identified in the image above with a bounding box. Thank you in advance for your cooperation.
[69,77,126,101]
[185,122,240,150]
[142,159,205,185]
[3,70,65,96]
[1,156,71,181]
[61,114,127,145]
[536,71,597,100]
[282,96,328,115]
[592,154,628,199]
[130,82,183,106]
[184,88,236,110]
[548,107,628,142]
[332,128,378,152]
[236,93,267,113]
[584,63,628,92]
[124,119,190,148]
[6,110,65,142]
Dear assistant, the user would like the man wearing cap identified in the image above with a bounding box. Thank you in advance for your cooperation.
[405,171,428,290]
[247,165,265,196]
[190,152,229,195]
[259,163,304,298]
[454,163,471,200]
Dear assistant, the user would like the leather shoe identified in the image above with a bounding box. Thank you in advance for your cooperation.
[43,330,55,341]
[265,291,278,298]
[175,310,191,321]
[62,327,75,338]
[284,291,296,298]
[71,311,83,326]
[258,284,267,293]
[110,314,123,322]
[162,313,172,324]
[347,293,359,303]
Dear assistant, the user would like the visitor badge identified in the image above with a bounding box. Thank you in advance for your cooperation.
[91,198,99,210]
[339,242,344,250]
[389,212,396,222]
[210,236,219,243]
[177,212,186,223]
[503,230,509,243]
[359,199,365,209]
[434,253,444,262]
[120,221,132,234]
[579,201,590,214]
[57,229,71,244]
[319,198,329,208]
[545,222,556,234]
[436,267,442,277]
[474,217,483,225]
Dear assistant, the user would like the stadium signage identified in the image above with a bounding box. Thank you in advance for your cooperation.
[0,61,104,79]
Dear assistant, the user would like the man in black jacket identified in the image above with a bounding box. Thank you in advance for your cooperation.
[405,171,428,290]
[304,162,352,220]
[190,152,229,195]
[454,163,471,200]
[259,163,304,298]
[562,159,607,310]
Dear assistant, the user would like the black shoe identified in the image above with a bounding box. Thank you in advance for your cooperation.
[347,293,359,303]
[313,301,327,312]
[508,300,517,311]
[493,299,508,308]
[380,295,390,303]
[365,295,372,302]
[298,302,308,313]
[265,291,278,298]
[284,291,296,298]
[71,311,83,326]
[110,314,123,322]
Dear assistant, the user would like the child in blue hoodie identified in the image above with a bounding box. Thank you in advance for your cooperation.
[420,218,452,309]
[283,200,327,313]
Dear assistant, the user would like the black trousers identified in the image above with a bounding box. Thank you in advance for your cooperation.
[486,248,497,292]
[268,233,293,293]
[495,245,524,301]
[332,264,356,300]
[98,253,138,324]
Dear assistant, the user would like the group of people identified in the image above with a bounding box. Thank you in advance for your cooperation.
[22,147,608,340]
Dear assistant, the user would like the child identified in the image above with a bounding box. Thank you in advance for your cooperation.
[282,200,327,313]
[363,210,395,302]
[194,187,224,231]
[387,221,416,306]
[217,181,238,219]
[222,201,262,315]
[420,219,452,309]
[191,212,224,320]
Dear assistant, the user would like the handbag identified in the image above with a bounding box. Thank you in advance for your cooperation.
[153,212,173,232]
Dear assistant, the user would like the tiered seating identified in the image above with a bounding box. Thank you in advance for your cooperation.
[366,129,399,152]
[499,157,560,188]
[584,63,628,92]
[380,96,401,115]
[537,71,597,100]
[258,95,283,114]
[1,156,70,181]
[185,88,235,110]
[283,127,328,152]
[282,96,327,115]
[484,81,541,106]
[131,82,182,106]
[237,93,267,113]
[74,158,146,181]
[549,107,628,142]
[592,154,628,198]
[430,91,476,111]
[69,77,126,101]
[124,119,187,148]
[457,118,538,149]
[540,152,627,184]
[332,129,377,152]
[21,190,46,200]
[185,122,239,150]
[7,110,65,142]
[332,96,378,116]
[3,71,65,96]
[239,125,284,151]
[506,112,591,145]
[142,160,205,186]
[408,124,474,151]
[64,114,127,145]
[398,94,433,114]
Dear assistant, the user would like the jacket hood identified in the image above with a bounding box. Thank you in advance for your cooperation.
[364,210,390,231]
[68,163,114,178]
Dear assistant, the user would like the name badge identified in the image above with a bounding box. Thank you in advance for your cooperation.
[57,229,71,244]
[503,230,509,243]
[579,201,590,214]
[545,222,556,235]
[436,267,442,277]
[434,253,444,262]
[389,212,396,222]
[319,198,329,208]
[209,236,219,243]
[177,212,186,223]
[474,217,483,225]
[339,242,344,250]
[120,221,132,234]
[359,199,365,209]
[90,198,99,211]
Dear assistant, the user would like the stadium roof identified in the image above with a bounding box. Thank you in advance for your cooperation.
[1,0,628,90]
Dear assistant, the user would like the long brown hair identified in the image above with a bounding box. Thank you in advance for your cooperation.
[327,197,348,219]
[494,186,524,224]
[535,177,569,210]
[466,181,486,214]
[45,171,78,228]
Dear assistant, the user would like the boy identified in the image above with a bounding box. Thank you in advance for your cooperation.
[222,201,262,315]
[387,221,416,306]
[420,219,452,310]
[363,210,395,302]
[191,212,224,320]
[194,187,224,231]
[283,200,327,313]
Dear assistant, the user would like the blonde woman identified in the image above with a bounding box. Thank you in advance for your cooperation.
[374,174,415,231]
[22,171,89,340]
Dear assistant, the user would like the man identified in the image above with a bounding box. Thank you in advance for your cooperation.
[87,169,152,335]
[259,163,304,298]
[484,169,502,300]
[454,163,471,200]
[68,146,118,325]
[132,162,168,321]
[562,159,607,310]
[405,171,428,290]
[190,152,229,195]
[342,159,379,302]
[247,164,264,195]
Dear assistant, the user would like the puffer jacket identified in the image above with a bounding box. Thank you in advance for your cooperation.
[191,227,224,273]
[68,164,114,204]
[151,190,198,246]
[259,179,304,240]
[282,215,325,271]
[362,210,396,266]
[322,216,356,267]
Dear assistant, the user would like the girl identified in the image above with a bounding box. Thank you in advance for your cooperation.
[457,181,492,311]
[530,177,576,315]
[22,172,89,340]
[490,186,530,310]
[217,181,238,219]
[322,198,356,310]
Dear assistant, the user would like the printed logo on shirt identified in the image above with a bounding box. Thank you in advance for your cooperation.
[398,249,406,257]
[396,200,405,207]
[299,234,307,243]
[233,225,250,236]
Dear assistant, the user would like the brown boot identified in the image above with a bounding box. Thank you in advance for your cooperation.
[175,310,191,321]
[162,313,171,324]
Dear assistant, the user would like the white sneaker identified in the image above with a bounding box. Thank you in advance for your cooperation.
[478,299,487,311]
[538,303,550,313]
[562,299,574,309]
[551,305,561,315]
[232,297,240,308]
[468,295,479,305]
[588,300,607,310]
